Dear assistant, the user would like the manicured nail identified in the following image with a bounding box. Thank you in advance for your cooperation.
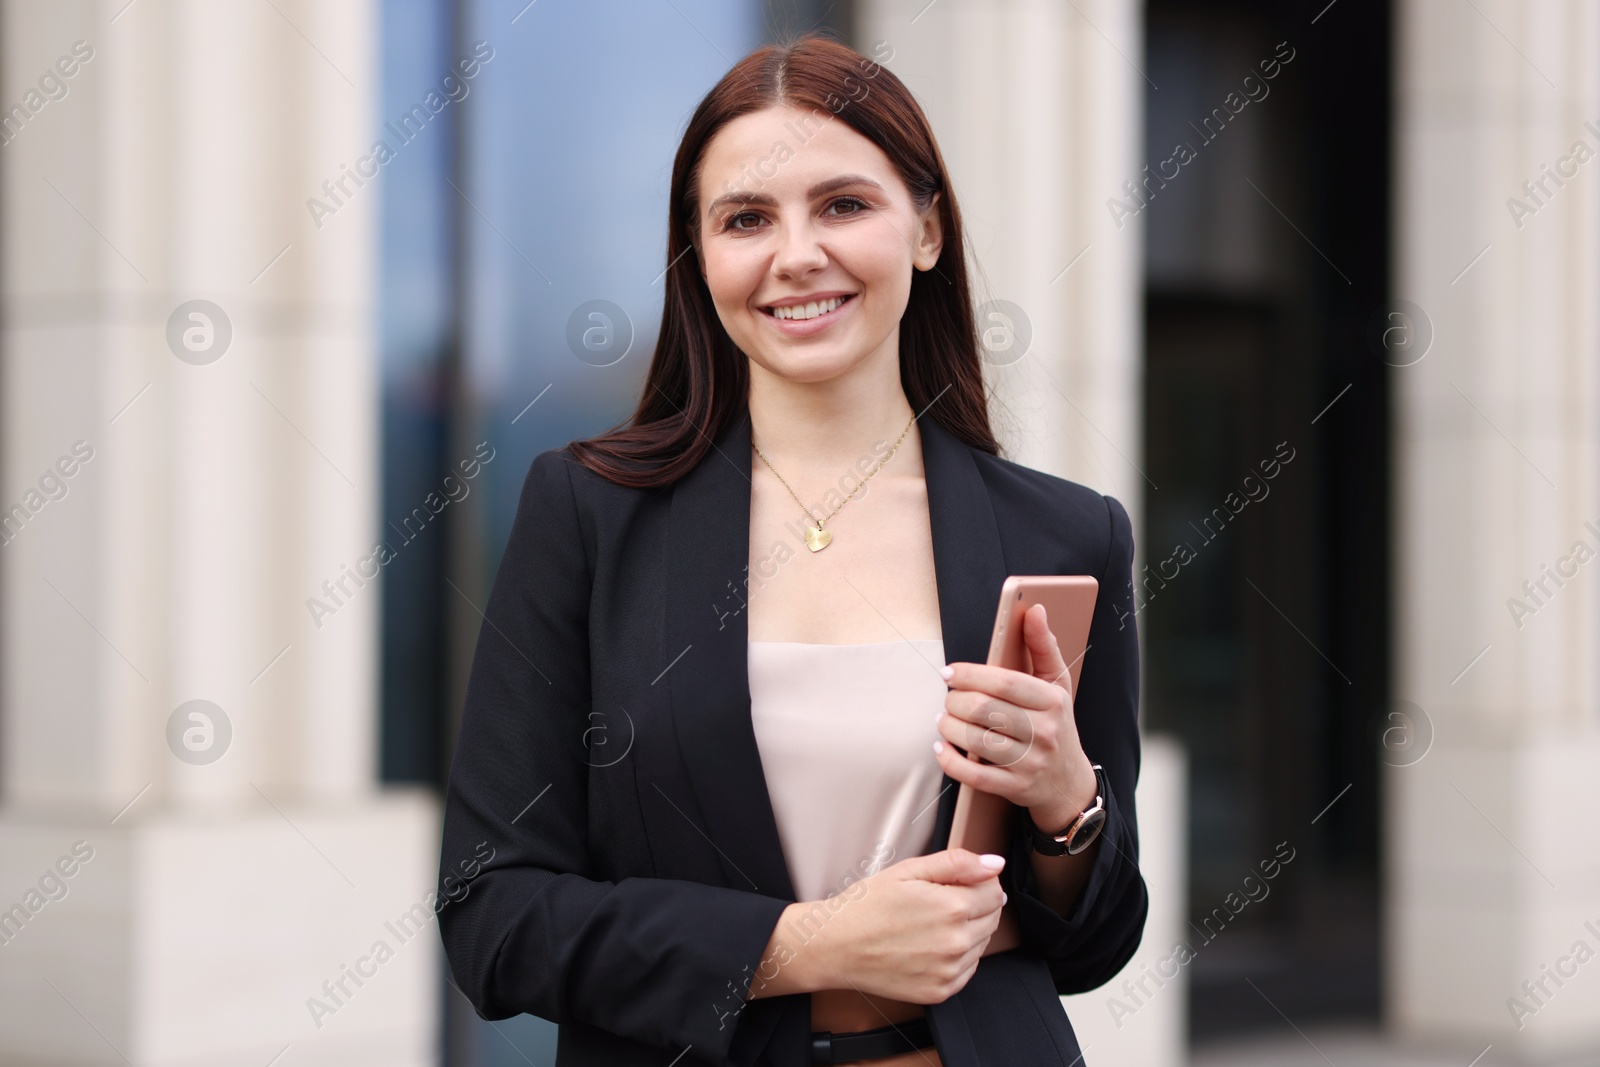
[933,740,944,755]
[979,854,1005,870]
[1002,891,1008,905]
[934,711,944,725]
[939,665,954,680]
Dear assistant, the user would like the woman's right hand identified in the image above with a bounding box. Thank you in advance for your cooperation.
[752,848,1007,1004]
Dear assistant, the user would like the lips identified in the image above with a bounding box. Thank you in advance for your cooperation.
[761,293,857,321]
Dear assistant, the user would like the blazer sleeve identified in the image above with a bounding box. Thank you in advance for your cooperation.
[437,449,791,1065]
[998,492,1149,993]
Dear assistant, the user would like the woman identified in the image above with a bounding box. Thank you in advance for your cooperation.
[438,33,1147,1067]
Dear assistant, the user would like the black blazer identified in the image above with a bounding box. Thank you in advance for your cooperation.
[438,407,1148,1067]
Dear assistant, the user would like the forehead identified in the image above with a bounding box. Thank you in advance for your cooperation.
[697,105,897,204]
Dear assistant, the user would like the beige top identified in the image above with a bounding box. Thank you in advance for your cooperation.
[747,638,949,904]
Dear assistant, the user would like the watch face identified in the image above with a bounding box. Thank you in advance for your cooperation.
[1065,808,1107,854]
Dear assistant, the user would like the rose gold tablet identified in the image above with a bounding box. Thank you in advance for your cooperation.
[948,575,1099,954]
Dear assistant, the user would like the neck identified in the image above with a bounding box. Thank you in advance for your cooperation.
[746,340,921,477]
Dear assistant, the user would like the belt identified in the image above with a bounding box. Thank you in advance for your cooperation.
[810,1015,935,1064]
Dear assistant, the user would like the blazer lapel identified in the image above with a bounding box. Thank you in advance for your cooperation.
[662,408,794,898]
[919,413,1011,691]
[662,405,1010,900]
[919,414,1012,851]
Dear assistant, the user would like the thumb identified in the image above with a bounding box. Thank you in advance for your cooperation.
[1024,603,1070,690]
[894,848,1006,886]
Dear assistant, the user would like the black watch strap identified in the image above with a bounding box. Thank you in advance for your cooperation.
[1026,763,1108,856]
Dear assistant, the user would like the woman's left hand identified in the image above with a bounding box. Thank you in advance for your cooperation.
[934,603,1099,833]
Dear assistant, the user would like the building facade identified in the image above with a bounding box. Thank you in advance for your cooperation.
[1,1,1597,1065]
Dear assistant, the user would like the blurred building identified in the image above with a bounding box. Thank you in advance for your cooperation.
[0,1,1597,1066]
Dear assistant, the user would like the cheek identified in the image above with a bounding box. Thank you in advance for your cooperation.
[701,246,763,316]
[840,225,914,313]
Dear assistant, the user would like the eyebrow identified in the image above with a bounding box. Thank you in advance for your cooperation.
[704,175,885,217]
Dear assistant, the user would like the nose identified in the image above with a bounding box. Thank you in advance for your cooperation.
[770,214,828,279]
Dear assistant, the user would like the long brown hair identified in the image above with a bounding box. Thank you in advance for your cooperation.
[568,32,998,488]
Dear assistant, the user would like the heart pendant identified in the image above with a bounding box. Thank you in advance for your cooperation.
[804,525,832,552]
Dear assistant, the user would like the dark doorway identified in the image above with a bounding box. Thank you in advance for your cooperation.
[1140,0,1391,1039]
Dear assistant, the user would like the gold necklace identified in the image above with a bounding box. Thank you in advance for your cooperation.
[752,411,917,552]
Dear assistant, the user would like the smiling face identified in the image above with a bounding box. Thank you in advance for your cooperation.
[692,104,943,387]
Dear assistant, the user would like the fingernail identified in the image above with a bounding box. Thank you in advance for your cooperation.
[934,711,944,725]
[979,853,1005,870]
[933,740,944,755]
[1002,891,1008,904]
[939,665,954,681]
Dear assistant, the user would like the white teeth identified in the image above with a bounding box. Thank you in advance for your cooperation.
[771,296,847,321]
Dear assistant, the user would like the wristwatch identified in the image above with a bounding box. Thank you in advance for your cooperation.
[1025,763,1108,856]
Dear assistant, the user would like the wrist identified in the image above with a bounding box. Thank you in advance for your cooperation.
[1030,753,1098,832]
[785,900,842,989]
[751,901,838,998]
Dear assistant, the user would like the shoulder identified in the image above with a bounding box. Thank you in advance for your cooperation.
[514,447,582,516]
[515,445,670,551]
[520,445,648,506]
[969,449,1134,562]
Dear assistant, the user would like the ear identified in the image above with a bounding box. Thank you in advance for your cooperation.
[912,191,944,272]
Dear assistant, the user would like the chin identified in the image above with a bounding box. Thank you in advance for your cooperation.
[751,346,867,385]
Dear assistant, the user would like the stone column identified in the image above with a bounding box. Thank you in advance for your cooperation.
[855,4,1180,1066]
[856,0,1146,524]
[1390,0,1600,1058]
[0,2,438,1065]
